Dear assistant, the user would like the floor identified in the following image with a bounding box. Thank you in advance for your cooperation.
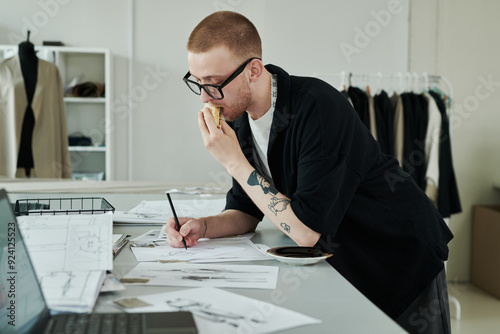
[448,283,500,334]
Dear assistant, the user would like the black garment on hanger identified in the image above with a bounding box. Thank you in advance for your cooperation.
[347,86,370,130]
[374,90,394,156]
[17,39,38,177]
[401,93,428,190]
[428,91,462,217]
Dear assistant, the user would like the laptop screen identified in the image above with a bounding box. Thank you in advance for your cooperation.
[0,189,51,334]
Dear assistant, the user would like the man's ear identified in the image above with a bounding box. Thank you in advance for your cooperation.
[248,58,264,82]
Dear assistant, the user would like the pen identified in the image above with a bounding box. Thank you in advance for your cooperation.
[166,193,187,250]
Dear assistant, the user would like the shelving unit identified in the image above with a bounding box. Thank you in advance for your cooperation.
[0,45,112,180]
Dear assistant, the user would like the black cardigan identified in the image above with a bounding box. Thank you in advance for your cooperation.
[225,64,453,319]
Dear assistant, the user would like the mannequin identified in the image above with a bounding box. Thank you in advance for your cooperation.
[17,31,38,177]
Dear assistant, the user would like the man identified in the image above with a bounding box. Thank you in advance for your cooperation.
[166,11,453,334]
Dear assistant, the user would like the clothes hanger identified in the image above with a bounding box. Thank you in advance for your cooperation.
[340,70,347,91]
[364,74,371,96]
[412,72,419,93]
[375,71,383,95]
[422,72,429,93]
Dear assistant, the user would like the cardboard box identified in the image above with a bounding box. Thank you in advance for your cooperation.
[471,205,500,299]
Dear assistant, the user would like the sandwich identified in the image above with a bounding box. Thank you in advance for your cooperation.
[204,103,221,130]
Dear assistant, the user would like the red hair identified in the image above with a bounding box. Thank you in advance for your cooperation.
[187,11,262,61]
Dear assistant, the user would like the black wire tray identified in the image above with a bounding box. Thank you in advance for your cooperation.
[14,197,115,216]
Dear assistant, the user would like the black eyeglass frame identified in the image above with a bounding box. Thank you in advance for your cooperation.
[183,57,261,100]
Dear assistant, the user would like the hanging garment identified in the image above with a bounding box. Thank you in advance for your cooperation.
[374,90,394,156]
[422,92,442,206]
[347,86,370,130]
[428,91,462,218]
[341,88,353,107]
[391,92,405,167]
[366,92,378,141]
[401,93,429,190]
[0,55,71,178]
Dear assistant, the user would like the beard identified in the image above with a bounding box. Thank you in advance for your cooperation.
[221,79,252,122]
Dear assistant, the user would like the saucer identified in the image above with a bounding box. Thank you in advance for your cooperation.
[267,246,332,266]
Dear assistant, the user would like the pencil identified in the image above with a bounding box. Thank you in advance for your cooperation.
[166,193,187,250]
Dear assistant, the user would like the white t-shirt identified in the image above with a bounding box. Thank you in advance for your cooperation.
[248,74,278,179]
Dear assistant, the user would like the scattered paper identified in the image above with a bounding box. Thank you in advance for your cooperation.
[17,212,113,272]
[17,212,113,313]
[101,273,126,292]
[130,238,272,263]
[113,287,321,334]
[121,263,279,289]
[131,240,243,262]
[129,198,226,217]
[113,197,227,225]
[164,187,222,195]
[40,270,106,313]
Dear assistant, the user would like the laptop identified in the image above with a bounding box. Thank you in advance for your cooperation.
[0,189,198,334]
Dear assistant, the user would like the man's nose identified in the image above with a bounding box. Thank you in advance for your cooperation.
[200,88,214,104]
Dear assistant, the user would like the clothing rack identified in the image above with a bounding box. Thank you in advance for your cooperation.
[314,70,461,320]
[313,71,454,107]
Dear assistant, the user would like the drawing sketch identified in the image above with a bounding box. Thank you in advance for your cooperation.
[121,263,279,289]
[39,270,106,313]
[128,198,226,218]
[131,238,271,263]
[113,198,226,225]
[116,287,320,334]
[16,213,112,313]
[131,242,243,262]
[166,297,266,328]
[17,212,113,272]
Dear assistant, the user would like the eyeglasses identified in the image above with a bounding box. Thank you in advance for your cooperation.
[183,57,261,100]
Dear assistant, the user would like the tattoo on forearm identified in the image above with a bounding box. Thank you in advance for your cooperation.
[280,222,291,233]
[269,197,290,215]
[247,170,290,216]
[247,170,278,195]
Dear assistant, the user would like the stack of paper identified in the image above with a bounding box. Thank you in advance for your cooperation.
[17,212,113,313]
[125,229,277,290]
[113,233,130,258]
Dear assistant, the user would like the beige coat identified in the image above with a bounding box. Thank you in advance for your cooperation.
[0,55,71,178]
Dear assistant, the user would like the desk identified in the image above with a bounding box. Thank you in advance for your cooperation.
[8,191,405,334]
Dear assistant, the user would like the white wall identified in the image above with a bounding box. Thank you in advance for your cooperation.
[0,0,410,184]
[130,0,410,187]
[5,0,500,283]
[410,0,500,281]
[411,0,500,282]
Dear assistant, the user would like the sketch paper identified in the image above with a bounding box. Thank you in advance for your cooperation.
[164,187,223,195]
[40,270,106,313]
[16,212,112,313]
[121,263,279,289]
[17,212,113,272]
[113,287,321,334]
[130,198,226,217]
[130,229,166,244]
[130,240,243,262]
[113,197,227,224]
[130,228,255,245]
[112,211,166,225]
[190,239,272,263]
[101,273,126,293]
[130,238,271,263]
